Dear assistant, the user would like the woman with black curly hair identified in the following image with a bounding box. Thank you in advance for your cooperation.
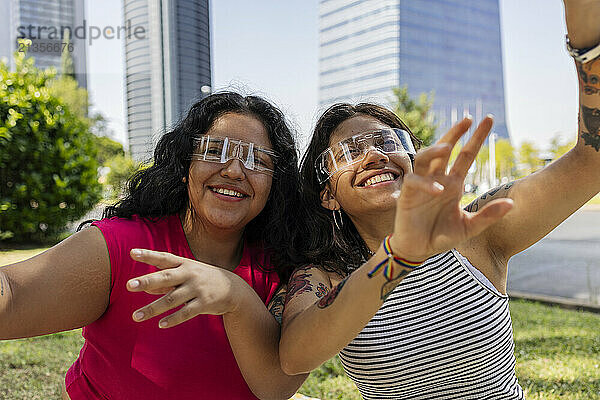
[278,1,600,397]
[0,92,307,399]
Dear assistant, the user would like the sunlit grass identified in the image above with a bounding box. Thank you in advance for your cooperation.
[300,300,600,400]
[2,251,599,399]
[0,247,48,266]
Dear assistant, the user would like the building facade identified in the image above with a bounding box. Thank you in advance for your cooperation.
[0,0,88,89]
[123,0,211,160]
[319,0,509,139]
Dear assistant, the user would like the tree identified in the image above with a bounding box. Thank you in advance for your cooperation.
[60,30,75,80]
[517,141,543,177]
[474,144,489,187]
[495,139,516,180]
[548,134,576,160]
[0,40,102,242]
[47,74,88,119]
[106,154,141,201]
[93,135,125,166]
[391,86,437,146]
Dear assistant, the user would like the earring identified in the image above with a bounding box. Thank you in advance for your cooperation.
[332,209,344,230]
[182,176,187,183]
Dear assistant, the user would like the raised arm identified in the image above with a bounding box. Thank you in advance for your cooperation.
[0,227,110,339]
[463,0,600,264]
[280,117,514,375]
[125,250,307,400]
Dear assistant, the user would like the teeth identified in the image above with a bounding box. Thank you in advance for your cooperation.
[364,172,395,187]
[213,187,244,198]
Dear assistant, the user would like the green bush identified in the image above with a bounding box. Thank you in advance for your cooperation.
[0,41,101,242]
[105,153,141,201]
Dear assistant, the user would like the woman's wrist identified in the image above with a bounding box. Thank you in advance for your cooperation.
[225,274,255,315]
[368,236,425,282]
[386,235,430,266]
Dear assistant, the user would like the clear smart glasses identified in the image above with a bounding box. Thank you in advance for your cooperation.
[315,128,416,184]
[191,135,279,175]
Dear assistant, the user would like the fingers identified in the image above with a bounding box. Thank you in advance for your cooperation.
[128,249,185,292]
[127,268,185,293]
[435,116,473,146]
[428,117,473,173]
[449,115,494,177]
[131,288,191,326]
[155,299,203,328]
[465,198,514,238]
[413,143,453,176]
[130,249,184,270]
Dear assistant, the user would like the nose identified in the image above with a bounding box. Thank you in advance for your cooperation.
[361,147,389,168]
[221,159,246,180]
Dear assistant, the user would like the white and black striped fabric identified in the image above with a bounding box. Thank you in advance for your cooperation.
[339,250,525,399]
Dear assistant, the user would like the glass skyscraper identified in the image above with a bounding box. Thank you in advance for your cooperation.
[319,0,509,139]
[0,0,88,89]
[124,0,211,160]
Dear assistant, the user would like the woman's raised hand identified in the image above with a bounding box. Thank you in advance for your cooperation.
[126,249,248,328]
[390,116,514,262]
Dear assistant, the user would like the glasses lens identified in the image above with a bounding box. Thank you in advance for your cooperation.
[194,136,225,161]
[252,148,276,172]
[193,136,277,175]
[315,128,416,183]
[393,129,416,155]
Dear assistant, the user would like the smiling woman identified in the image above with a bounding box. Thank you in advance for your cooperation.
[277,2,600,395]
[0,92,308,400]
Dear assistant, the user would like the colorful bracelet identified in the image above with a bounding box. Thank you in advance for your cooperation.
[367,236,424,281]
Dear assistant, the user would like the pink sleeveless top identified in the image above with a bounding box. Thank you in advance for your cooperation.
[65,215,280,399]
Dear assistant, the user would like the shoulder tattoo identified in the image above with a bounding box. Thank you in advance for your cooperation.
[284,266,317,305]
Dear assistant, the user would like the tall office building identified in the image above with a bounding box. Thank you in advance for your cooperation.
[124,0,211,160]
[319,0,509,139]
[0,0,88,89]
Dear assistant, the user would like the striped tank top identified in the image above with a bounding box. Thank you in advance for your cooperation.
[339,250,525,399]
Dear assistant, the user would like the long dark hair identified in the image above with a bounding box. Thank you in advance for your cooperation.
[102,91,305,282]
[299,103,422,278]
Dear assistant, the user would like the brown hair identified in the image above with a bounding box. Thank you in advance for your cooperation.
[297,103,422,278]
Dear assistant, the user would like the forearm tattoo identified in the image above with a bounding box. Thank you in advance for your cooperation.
[268,290,286,324]
[380,269,411,301]
[317,277,348,309]
[578,60,600,151]
[579,60,600,95]
[464,181,514,212]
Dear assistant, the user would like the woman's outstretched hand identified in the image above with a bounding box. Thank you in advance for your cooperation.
[126,249,248,328]
[390,116,514,262]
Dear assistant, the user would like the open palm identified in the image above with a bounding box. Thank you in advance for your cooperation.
[390,116,514,261]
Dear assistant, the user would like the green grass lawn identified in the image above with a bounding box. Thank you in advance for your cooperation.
[2,250,600,399]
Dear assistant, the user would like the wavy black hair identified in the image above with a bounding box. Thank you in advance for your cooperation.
[298,103,422,278]
[102,91,305,282]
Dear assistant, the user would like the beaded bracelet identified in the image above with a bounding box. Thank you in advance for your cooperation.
[367,236,424,281]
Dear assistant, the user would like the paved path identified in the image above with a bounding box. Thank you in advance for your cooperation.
[508,207,600,305]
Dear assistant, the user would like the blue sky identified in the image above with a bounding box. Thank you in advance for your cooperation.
[85,0,578,149]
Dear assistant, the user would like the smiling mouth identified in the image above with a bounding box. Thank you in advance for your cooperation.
[358,172,400,187]
[210,187,247,198]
